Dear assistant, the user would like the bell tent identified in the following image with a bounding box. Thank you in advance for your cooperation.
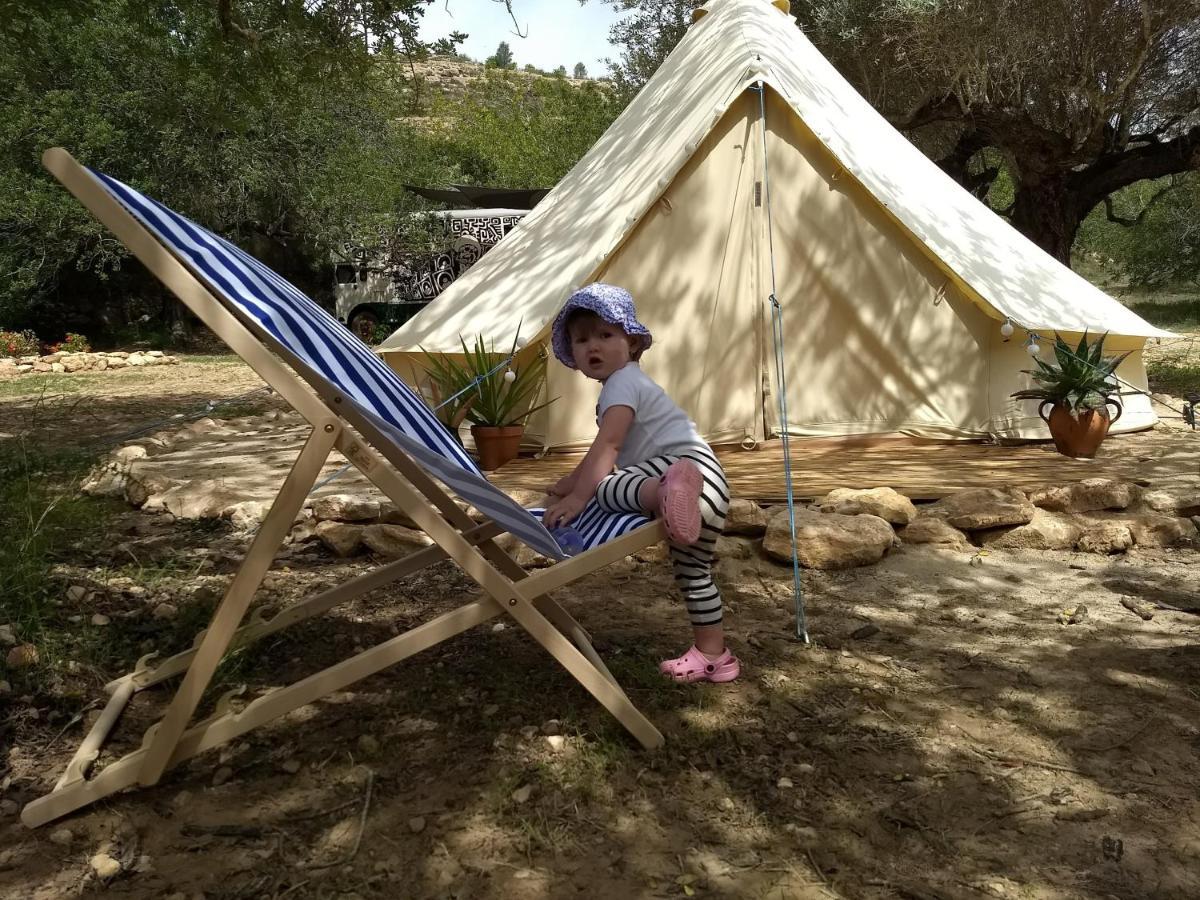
[378,0,1170,451]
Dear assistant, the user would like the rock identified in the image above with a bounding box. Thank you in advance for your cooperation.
[378,503,419,529]
[1128,514,1198,548]
[1077,522,1134,554]
[980,509,1083,551]
[511,784,534,804]
[311,494,381,522]
[111,444,148,463]
[50,362,65,373]
[91,614,111,626]
[777,777,794,789]
[0,799,18,817]
[106,358,128,369]
[545,735,566,751]
[0,624,15,646]
[408,816,426,834]
[6,644,39,669]
[1120,597,1155,621]
[152,603,178,620]
[124,472,177,508]
[222,500,269,531]
[357,734,380,756]
[723,499,769,535]
[764,507,895,570]
[817,487,916,525]
[1030,479,1138,513]
[66,584,89,602]
[541,719,562,735]
[1140,488,1200,517]
[212,766,234,786]
[49,827,73,846]
[927,487,1035,530]
[316,521,366,557]
[81,468,129,499]
[280,758,302,774]
[127,353,147,366]
[897,517,972,550]
[715,535,757,560]
[1130,758,1155,777]
[152,479,241,518]
[89,852,122,880]
[361,523,433,558]
[146,350,164,358]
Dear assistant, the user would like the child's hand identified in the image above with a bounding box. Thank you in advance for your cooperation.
[543,494,587,530]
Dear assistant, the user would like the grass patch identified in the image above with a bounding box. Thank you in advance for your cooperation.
[1147,361,1200,397]
[0,440,120,687]
[0,375,88,399]
[1126,295,1200,332]
[183,354,249,366]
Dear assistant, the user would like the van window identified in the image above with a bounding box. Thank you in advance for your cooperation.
[335,264,357,285]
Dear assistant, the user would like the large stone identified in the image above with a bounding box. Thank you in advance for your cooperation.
[980,509,1084,551]
[764,507,895,570]
[125,473,178,509]
[378,503,419,529]
[6,643,39,669]
[311,493,381,522]
[152,479,241,518]
[1140,488,1200,518]
[112,444,148,463]
[724,499,769,535]
[362,524,433,558]
[897,517,972,550]
[106,358,128,369]
[1030,479,1139,513]
[222,500,269,531]
[81,468,128,499]
[1077,522,1133,554]
[817,487,916,525]
[927,487,1035,531]
[315,521,365,557]
[61,355,88,373]
[1128,514,1199,548]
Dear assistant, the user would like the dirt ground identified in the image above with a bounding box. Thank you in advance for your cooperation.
[3,357,1200,900]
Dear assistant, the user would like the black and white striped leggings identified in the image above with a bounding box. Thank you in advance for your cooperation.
[595,448,730,626]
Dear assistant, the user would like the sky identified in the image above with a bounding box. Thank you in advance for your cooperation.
[418,0,622,75]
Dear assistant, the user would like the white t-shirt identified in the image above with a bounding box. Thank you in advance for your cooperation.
[597,362,709,469]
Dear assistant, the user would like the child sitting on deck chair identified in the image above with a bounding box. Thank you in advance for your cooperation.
[542,283,739,683]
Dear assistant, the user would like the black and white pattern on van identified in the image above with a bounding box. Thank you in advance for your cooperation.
[447,214,522,245]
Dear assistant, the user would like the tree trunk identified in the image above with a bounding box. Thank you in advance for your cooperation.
[1009,175,1082,264]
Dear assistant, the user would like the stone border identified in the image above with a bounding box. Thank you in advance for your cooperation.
[0,350,179,376]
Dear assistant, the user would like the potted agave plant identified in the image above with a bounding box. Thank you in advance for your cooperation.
[421,332,555,471]
[1011,332,1131,458]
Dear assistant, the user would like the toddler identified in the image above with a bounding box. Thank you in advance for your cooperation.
[542,283,739,683]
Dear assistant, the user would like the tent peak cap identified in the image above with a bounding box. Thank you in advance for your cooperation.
[693,0,790,23]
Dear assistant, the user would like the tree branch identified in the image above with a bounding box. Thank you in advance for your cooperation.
[888,92,966,131]
[1078,123,1200,208]
[1103,182,1175,227]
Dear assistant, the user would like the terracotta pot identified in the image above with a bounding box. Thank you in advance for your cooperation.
[1038,399,1122,458]
[470,425,524,471]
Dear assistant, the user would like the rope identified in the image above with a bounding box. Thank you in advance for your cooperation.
[754,79,809,645]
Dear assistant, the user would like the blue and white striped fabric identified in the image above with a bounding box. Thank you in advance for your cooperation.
[530,503,653,553]
[87,169,649,561]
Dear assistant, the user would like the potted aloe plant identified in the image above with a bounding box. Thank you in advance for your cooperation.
[421,332,555,471]
[1011,332,1131,458]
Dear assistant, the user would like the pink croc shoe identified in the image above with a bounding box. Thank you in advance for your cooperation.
[658,459,703,545]
[660,646,740,683]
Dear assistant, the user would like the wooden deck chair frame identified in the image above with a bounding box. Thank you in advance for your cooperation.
[24,149,665,829]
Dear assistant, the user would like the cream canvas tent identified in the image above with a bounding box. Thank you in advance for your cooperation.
[379,0,1171,451]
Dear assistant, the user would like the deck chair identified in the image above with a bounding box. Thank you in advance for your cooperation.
[24,149,666,829]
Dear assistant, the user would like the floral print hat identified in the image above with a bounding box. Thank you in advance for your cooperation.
[550,283,653,369]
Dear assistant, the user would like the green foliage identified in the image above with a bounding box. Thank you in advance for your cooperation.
[1011,332,1132,414]
[1146,360,1200,397]
[0,0,457,337]
[421,334,555,428]
[573,62,588,79]
[54,332,91,353]
[0,441,116,637]
[2,329,40,357]
[487,40,517,69]
[431,71,619,187]
[1075,175,1200,290]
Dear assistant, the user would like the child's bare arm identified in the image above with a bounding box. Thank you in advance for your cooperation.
[543,406,634,528]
